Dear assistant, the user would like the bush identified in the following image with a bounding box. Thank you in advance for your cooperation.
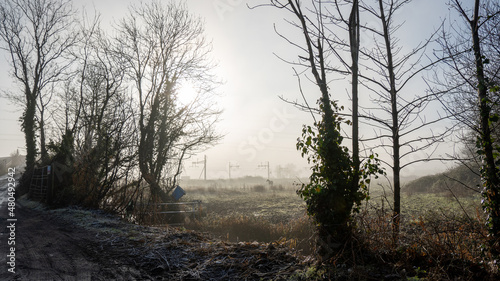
[296,120,356,251]
[252,185,266,193]
[296,118,381,261]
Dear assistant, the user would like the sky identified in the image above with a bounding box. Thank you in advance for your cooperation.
[0,0,456,181]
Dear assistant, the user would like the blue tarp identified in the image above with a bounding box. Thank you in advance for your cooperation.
[172,185,185,201]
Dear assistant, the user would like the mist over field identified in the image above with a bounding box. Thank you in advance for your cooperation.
[1,0,500,280]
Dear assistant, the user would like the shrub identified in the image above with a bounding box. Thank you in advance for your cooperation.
[252,184,266,193]
[207,185,218,193]
[297,116,382,261]
[296,119,356,254]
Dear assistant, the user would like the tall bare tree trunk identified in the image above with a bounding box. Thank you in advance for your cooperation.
[377,0,401,243]
[469,0,500,239]
[39,105,48,163]
[23,91,37,171]
[350,0,360,191]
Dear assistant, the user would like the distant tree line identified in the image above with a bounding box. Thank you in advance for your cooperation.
[403,164,481,197]
[0,0,222,213]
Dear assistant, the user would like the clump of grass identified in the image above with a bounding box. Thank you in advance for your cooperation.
[227,216,272,241]
[186,213,315,254]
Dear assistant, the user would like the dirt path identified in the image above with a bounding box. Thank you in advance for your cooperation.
[0,171,153,281]
[0,177,307,280]
[0,205,101,280]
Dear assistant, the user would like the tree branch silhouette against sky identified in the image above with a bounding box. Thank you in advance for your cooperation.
[0,0,456,180]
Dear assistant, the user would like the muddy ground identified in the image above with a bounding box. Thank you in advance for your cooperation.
[0,194,309,281]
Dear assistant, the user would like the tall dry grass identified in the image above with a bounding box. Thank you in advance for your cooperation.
[353,197,497,280]
[186,213,316,254]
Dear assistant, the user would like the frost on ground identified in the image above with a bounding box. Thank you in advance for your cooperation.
[0,196,308,280]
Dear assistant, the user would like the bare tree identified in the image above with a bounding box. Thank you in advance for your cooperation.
[0,0,77,170]
[259,0,381,260]
[349,0,361,188]
[264,0,364,182]
[355,0,451,243]
[264,0,448,244]
[115,0,222,202]
[33,14,138,208]
[69,18,136,208]
[433,0,500,243]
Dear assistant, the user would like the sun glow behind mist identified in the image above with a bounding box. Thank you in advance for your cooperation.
[177,83,199,106]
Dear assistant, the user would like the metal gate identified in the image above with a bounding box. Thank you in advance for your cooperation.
[29,165,51,202]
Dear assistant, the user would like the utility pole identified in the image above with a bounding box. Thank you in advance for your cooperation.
[258,161,270,180]
[228,162,239,180]
[192,155,207,180]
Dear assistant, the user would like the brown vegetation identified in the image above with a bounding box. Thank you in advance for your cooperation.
[164,180,500,280]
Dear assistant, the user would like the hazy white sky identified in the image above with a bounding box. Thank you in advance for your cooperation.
[0,0,455,180]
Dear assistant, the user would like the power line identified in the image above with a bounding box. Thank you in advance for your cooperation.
[258,161,270,180]
[228,162,239,180]
[192,155,207,180]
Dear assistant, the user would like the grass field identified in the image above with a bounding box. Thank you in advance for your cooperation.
[146,178,499,278]
[174,179,486,260]
[183,183,306,224]
[179,181,314,252]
